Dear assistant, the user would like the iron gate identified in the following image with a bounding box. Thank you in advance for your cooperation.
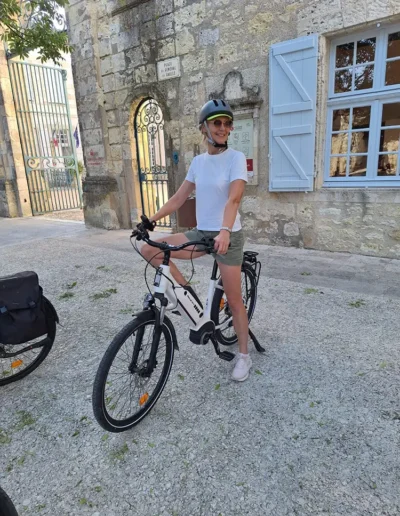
[8,60,82,214]
[134,98,171,228]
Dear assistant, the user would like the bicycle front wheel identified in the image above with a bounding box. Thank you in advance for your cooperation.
[0,486,18,516]
[211,263,257,346]
[92,310,176,432]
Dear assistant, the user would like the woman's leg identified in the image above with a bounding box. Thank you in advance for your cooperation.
[218,262,252,381]
[217,263,248,354]
[141,233,206,285]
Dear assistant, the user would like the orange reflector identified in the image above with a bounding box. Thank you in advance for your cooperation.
[139,393,149,406]
[11,359,23,369]
[220,299,225,309]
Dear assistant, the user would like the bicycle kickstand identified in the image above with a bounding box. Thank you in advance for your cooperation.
[210,336,236,362]
[249,328,266,353]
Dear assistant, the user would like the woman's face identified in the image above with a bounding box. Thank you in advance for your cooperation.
[203,116,233,145]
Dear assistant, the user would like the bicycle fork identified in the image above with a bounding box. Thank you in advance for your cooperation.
[129,298,167,378]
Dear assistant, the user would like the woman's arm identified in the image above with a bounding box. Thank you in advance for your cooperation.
[221,179,246,230]
[214,179,246,255]
[150,180,195,223]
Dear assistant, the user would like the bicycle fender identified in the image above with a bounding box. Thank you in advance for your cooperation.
[43,296,59,324]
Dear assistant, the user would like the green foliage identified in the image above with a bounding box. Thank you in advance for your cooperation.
[349,299,366,308]
[59,291,74,300]
[0,0,72,64]
[0,428,11,445]
[90,288,118,300]
[77,160,84,175]
[304,288,319,294]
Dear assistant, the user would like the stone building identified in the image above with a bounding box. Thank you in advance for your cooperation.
[66,0,400,258]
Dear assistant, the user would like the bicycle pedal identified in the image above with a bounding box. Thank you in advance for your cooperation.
[219,351,235,362]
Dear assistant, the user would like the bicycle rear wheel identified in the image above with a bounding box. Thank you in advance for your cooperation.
[211,263,257,346]
[92,310,176,432]
[0,319,56,387]
[0,486,18,516]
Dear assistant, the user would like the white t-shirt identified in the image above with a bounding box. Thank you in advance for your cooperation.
[185,148,248,232]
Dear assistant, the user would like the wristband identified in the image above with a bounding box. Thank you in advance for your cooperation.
[220,226,232,233]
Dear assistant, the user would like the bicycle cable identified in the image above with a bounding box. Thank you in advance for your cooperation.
[130,235,207,308]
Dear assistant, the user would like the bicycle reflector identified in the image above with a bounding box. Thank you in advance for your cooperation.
[139,393,149,406]
[11,359,23,369]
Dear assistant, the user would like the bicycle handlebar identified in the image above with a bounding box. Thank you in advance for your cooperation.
[131,226,215,254]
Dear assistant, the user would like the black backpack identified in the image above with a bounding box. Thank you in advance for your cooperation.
[0,271,59,345]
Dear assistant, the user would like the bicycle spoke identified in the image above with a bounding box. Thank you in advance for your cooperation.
[0,342,45,380]
[214,266,256,344]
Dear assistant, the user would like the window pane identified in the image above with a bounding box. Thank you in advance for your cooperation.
[354,65,374,90]
[349,156,367,176]
[385,59,400,86]
[331,133,348,154]
[335,69,352,93]
[351,132,369,153]
[378,154,398,176]
[352,106,371,129]
[356,38,376,64]
[382,103,400,126]
[336,43,354,68]
[380,129,400,152]
[387,32,400,59]
[332,109,350,131]
[330,157,347,177]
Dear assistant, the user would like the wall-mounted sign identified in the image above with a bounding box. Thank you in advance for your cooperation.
[228,118,254,177]
[157,57,181,81]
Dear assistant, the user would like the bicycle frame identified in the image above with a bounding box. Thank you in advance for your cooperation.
[153,259,229,332]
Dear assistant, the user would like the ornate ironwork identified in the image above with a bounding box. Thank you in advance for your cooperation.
[8,60,82,214]
[135,98,170,228]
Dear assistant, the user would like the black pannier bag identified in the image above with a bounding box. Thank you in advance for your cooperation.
[0,271,58,345]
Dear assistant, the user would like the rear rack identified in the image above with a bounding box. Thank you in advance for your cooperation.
[243,251,261,286]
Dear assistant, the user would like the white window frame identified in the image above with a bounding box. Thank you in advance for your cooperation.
[53,129,69,148]
[324,24,400,187]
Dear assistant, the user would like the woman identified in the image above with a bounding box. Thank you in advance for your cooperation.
[142,99,252,382]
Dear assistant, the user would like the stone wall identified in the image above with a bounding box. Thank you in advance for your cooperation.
[66,0,400,258]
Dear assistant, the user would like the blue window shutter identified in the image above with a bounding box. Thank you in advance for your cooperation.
[269,34,318,192]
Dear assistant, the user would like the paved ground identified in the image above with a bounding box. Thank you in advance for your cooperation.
[0,217,399,516]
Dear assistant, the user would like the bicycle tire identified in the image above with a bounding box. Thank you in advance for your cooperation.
[211,263,257,346]
[92,310,176,432]
[0,318,56,387]
[0,486,18,516]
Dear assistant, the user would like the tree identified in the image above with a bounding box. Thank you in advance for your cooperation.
[0,0,71,64]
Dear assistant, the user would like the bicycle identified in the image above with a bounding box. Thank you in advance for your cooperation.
[92,217,265,432]
[0,486,18,516]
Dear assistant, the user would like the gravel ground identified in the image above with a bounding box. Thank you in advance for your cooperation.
[0,220,399,516]
[36,209,84,222]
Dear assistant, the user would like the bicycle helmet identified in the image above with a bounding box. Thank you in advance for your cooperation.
[198,99,233,126]
[199,99,233,149]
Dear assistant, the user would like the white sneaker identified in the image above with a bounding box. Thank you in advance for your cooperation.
[232,353,252,382]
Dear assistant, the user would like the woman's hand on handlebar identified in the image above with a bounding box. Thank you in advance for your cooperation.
[213,230,230,255]
[131,215,156,239]
[138,215,156,231]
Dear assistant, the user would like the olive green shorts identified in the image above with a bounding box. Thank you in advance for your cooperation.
[184,228,244,267]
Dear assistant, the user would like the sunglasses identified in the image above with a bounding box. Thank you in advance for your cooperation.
[209,119,233,128]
